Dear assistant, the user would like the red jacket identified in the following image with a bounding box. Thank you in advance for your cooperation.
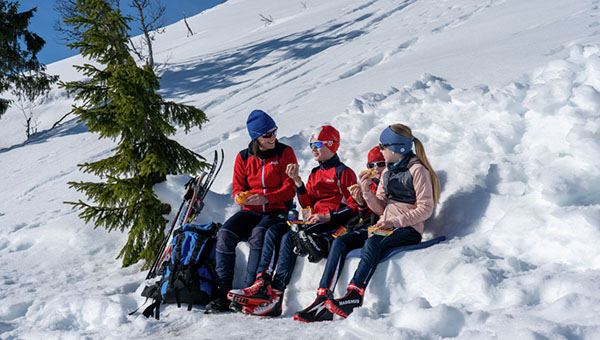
[232,141,297,213]
[358,177,380,218]
[297,154,359,224]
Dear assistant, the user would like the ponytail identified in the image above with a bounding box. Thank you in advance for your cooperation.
[389,124,440,205]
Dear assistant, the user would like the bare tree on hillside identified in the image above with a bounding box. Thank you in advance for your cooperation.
[54,0,165,70]
[128,0,166,69]
[259,14,274,26]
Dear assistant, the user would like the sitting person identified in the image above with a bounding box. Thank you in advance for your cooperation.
[227,125,359,316]
[205,110,297,313]
[294,146,386,322]
[323,124,440,319]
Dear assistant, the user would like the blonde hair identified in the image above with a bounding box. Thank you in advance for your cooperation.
[389,124,440,205]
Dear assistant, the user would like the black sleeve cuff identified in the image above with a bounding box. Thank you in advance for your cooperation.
[296,184,307,195]
[330,206,355,225]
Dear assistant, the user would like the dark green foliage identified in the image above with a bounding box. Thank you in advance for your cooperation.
[60,0,208,267]
[0,0,58,117]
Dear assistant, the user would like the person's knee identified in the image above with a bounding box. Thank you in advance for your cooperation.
[330,238,347,253]
[216,229,239,253]
[248,227,266,250]
[280,231,294,246]
[361,237,381,256]
[262,226,280,246]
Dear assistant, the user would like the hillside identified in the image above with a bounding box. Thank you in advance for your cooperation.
[0,0,599,339]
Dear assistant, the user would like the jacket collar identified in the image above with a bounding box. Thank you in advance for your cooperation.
[319,154,341,170]
[248,140,281,159]
[387,151,415,172]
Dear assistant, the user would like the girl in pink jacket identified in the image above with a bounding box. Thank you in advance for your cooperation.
[323,123,440,319]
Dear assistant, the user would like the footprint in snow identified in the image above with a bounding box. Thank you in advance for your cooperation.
[0,321,16,333]
[10,242,34,252]
[11,223,27,232]
[0,301,33,321]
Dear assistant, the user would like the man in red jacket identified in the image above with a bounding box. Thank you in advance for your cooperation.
[205,110,298,313]
[227,125,359,317]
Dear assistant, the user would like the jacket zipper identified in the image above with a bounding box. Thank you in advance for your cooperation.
[261,159,266,212]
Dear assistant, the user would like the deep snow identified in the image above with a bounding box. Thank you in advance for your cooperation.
[1,0,599,339]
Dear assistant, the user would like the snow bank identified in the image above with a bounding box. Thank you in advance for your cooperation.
[304,43,600,338]
[2,0,600,338]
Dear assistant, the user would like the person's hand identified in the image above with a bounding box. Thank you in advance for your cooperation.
[349,185,364,205]
[307,213,331,224]
[286,163,303,186]
[234,192,244,206]
[358,171,373,193]
[368,220,394,237]
[244,194,269,206]
[234,191,252,206]
[375,219,394,230]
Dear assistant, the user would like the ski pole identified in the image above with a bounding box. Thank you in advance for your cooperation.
[146,199,186,280]
[153,173,207,277]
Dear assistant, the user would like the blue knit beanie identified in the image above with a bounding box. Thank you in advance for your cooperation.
[246,110,277,140]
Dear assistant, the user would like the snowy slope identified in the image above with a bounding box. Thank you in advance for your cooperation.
[1,0,600,339]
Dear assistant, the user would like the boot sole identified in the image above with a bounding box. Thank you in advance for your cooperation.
[227,292,272,306]
[242,306,282,317]
[293,314,317,323]
[294,311,334,322]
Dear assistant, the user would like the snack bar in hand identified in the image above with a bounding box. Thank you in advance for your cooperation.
[301,206,312,220]
[347,183,360,191]
[235,191,252,205]
[368,225,393,237]
[359,168,378,179]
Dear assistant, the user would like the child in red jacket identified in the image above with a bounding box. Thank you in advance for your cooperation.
[294,146,385,322]
[205,110,298,313]
[227,125,359,316]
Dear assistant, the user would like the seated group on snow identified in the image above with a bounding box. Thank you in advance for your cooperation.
[205,109,440,322]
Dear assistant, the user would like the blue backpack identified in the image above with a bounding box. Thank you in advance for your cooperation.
[140,222,219,319]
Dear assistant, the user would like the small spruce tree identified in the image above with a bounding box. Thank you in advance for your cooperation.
[61,0,208,267]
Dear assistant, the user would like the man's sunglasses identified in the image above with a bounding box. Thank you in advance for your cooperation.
[367,161,386,169]
[309,141,334,149]
[261,128,278,138]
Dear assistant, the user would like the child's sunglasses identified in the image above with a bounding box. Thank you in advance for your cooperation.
[309,141,334,148]
[367,161,386,169]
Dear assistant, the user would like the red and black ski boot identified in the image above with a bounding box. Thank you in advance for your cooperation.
[293,288,333,322]
[241,288,284,317]
[227,272,273,306]
[324,284,364,318]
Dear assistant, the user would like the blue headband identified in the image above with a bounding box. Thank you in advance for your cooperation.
[379,126,414,155]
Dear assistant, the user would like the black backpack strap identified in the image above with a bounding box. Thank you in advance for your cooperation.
[142,300,161,320]
[168,234,185,289]
[189,233,206,264]
[131,283,162,320]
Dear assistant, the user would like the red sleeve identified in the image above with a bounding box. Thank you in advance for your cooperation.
[297,171,317,209]
[263,147,298,204]
[232,152,248,199]
[339,167,359,214]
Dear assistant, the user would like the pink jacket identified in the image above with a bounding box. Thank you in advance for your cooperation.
[362,157,434,234]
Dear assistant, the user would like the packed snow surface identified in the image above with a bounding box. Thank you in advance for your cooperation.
[1,0,599,339]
